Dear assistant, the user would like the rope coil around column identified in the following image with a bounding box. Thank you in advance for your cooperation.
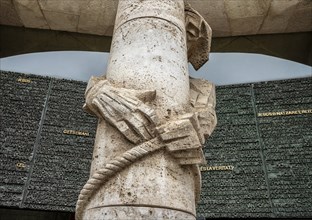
[75,139,162,220]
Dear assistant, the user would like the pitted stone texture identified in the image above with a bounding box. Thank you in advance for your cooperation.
[84,206,195,220]
[79,1,206,219]
[84,149,197,219]
[106,17,189,117]
[77,76,215,219]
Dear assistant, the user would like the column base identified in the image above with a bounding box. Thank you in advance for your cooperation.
[84,205,196,220]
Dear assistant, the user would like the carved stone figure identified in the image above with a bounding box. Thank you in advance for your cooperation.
[76,1,216,219]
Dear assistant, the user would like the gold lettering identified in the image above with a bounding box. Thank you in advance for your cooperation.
[16,162,26,169]
[200,165,234,172]
[63,129,90,136]
[258,109,312,117]
[17,78,31,83]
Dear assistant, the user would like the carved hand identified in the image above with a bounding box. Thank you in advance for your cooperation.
[83,76,159,144]
[155,78,217,165]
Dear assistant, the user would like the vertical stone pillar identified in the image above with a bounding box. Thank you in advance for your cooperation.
[76,1,216,220]
[106,0,189,114]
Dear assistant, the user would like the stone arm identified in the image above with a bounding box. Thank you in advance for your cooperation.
[83,76,216,165]
[77,77,217,219]
[83,76,159,144]
[156,78,217,165]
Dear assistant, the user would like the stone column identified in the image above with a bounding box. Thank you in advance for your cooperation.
[76,1,216,220]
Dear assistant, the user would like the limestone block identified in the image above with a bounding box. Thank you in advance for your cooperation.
[37,0,84,32]
[0,0,311,37]
[224,0,271,35]
[225,0,272,19]
[43,11,79,32]
[38,0,84,15]
[260,0,299,34]
[286,0,312,32]
[14,0,49,29]
[187,0,231,37]
[77,0,118,36]
[0,0,22,26]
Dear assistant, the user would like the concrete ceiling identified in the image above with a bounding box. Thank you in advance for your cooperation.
[1,0,311,38]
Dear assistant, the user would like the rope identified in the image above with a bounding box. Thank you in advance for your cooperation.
[75,139,162,220]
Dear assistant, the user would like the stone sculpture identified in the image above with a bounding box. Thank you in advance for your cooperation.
[76,1,216,219]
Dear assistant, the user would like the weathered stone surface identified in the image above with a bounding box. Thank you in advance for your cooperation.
[0,0,23,26]
[188,0,231,37]
[14,0,48,29]
[260,0,299,34]
[76,1,217,219]
[37,0,85,32]
[224,0,271,35]
[77,0,118,36]
[1,0,311,37]
[286,0,312,33]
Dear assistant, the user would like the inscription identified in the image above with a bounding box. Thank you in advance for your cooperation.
[17,78,31,83]
[16,162,26,169]
[200,165,234,171]
[258,109,312,117]
[63,129,90,136]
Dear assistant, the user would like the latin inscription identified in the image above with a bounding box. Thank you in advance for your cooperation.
[63,129,90,136]
[200,165,234,172]
[17,78,31,83]
[258,109,312,117]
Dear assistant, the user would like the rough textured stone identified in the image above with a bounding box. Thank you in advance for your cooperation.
[76,1,217,219]
[14,0,49,29]
[260,0,299,34]
[77,0,118,36]
[224,0,271,35]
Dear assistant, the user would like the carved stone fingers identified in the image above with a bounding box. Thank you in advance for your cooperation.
[84,77,158,144]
